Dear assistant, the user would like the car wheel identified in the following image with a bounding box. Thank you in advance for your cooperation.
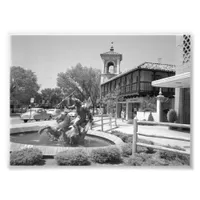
[35,119,40,121]
[24,120,28,123]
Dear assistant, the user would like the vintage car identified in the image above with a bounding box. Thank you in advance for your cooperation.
[20,108,51,123]
[46,108,62,119]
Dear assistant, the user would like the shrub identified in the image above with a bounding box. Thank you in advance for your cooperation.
[176,154,190,165]
[10,148,43,166]
[128,152,169,166]
[147,112,154,121]
[137,139,155,153]
[90,146,122,164]
[163,144,186,151]
[111,131,132,143]
[124,135,133,143]
[167,109,177,123]
[127,154,144,166]
[121,143,132,157]
[55,149,90,166]
[121,140,155,157]
[141,158,169,166]
[159,151,190,165]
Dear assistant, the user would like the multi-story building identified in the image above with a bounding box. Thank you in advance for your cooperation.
[100,44,175,121]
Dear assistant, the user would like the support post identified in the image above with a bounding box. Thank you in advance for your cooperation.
[115,101,117,127]
[132,118,138,155]
[101,110,103,131]
[156,88,164,122]
[109,113,112,130]
[126,101,129,121]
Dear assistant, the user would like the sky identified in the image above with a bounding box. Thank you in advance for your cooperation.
[11,35,177,90]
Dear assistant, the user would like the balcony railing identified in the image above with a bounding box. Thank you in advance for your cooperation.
[102,81,174,97]
[140,81,153,92]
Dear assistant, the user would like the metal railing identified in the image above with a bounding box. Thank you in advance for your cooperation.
[132,119,190,156]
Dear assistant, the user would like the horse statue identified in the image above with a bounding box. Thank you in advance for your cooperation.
[38,108,92,145]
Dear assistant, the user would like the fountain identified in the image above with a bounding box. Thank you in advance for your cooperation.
[10,114,124,156]
[10,96,124,156]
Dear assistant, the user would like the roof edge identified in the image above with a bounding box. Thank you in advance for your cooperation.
[101,62,176,86]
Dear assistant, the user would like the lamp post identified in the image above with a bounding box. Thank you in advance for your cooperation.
[156,88,165,122]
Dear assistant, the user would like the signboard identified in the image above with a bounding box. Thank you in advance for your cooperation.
[30,98,34,103]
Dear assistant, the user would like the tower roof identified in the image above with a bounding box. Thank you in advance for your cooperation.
[100,42,122,61]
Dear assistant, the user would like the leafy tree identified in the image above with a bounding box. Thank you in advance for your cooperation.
[102,86,120,115]
[57,63,101,112]
[40,87,64,107]
[10,66,40,106]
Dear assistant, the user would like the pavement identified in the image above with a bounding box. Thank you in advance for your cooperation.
[10,116,191,153]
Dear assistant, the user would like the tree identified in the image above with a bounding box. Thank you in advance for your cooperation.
[102,86,120,115]
[57,63,101,113]
[10,66,40,106]
[40,87,64,108]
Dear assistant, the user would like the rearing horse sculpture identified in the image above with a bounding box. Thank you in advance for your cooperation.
[38,107,92,145]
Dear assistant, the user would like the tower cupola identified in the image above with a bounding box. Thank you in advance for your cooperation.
[100,42,122,84]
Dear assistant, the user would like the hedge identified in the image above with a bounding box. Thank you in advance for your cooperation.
[121,143,132,157]
[90,146,122,164]
[55,149,91,166]
[10,148,43,166]
[111,131,133,143]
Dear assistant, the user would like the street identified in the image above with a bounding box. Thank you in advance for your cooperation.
[10,116,49,125]
[10,116,23,124]
[10,115,55,125]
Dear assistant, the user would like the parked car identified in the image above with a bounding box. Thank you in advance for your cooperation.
[46,108,62,119]
[20,108,51,123]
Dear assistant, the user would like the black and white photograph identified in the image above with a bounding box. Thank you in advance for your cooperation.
[2,1,200,200]
[10,35,191,167]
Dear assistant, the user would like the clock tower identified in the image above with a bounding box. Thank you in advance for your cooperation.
[100,42,122,84]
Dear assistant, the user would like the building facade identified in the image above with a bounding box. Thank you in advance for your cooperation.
[100,45,176,121]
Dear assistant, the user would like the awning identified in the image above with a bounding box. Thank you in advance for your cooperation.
[152,72,190,88]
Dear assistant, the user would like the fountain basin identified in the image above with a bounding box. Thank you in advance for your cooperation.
[10,122,124,156]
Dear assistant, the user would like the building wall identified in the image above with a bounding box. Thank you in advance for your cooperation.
[140,70,153,81]
[176,35,191,75]
[176,64,190,74]
[101,69,175,99]
[175,35,191,124]
[101,66,175,121]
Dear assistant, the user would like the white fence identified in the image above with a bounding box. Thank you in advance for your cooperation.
[132,119,190,156]
[91,113,118,132]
